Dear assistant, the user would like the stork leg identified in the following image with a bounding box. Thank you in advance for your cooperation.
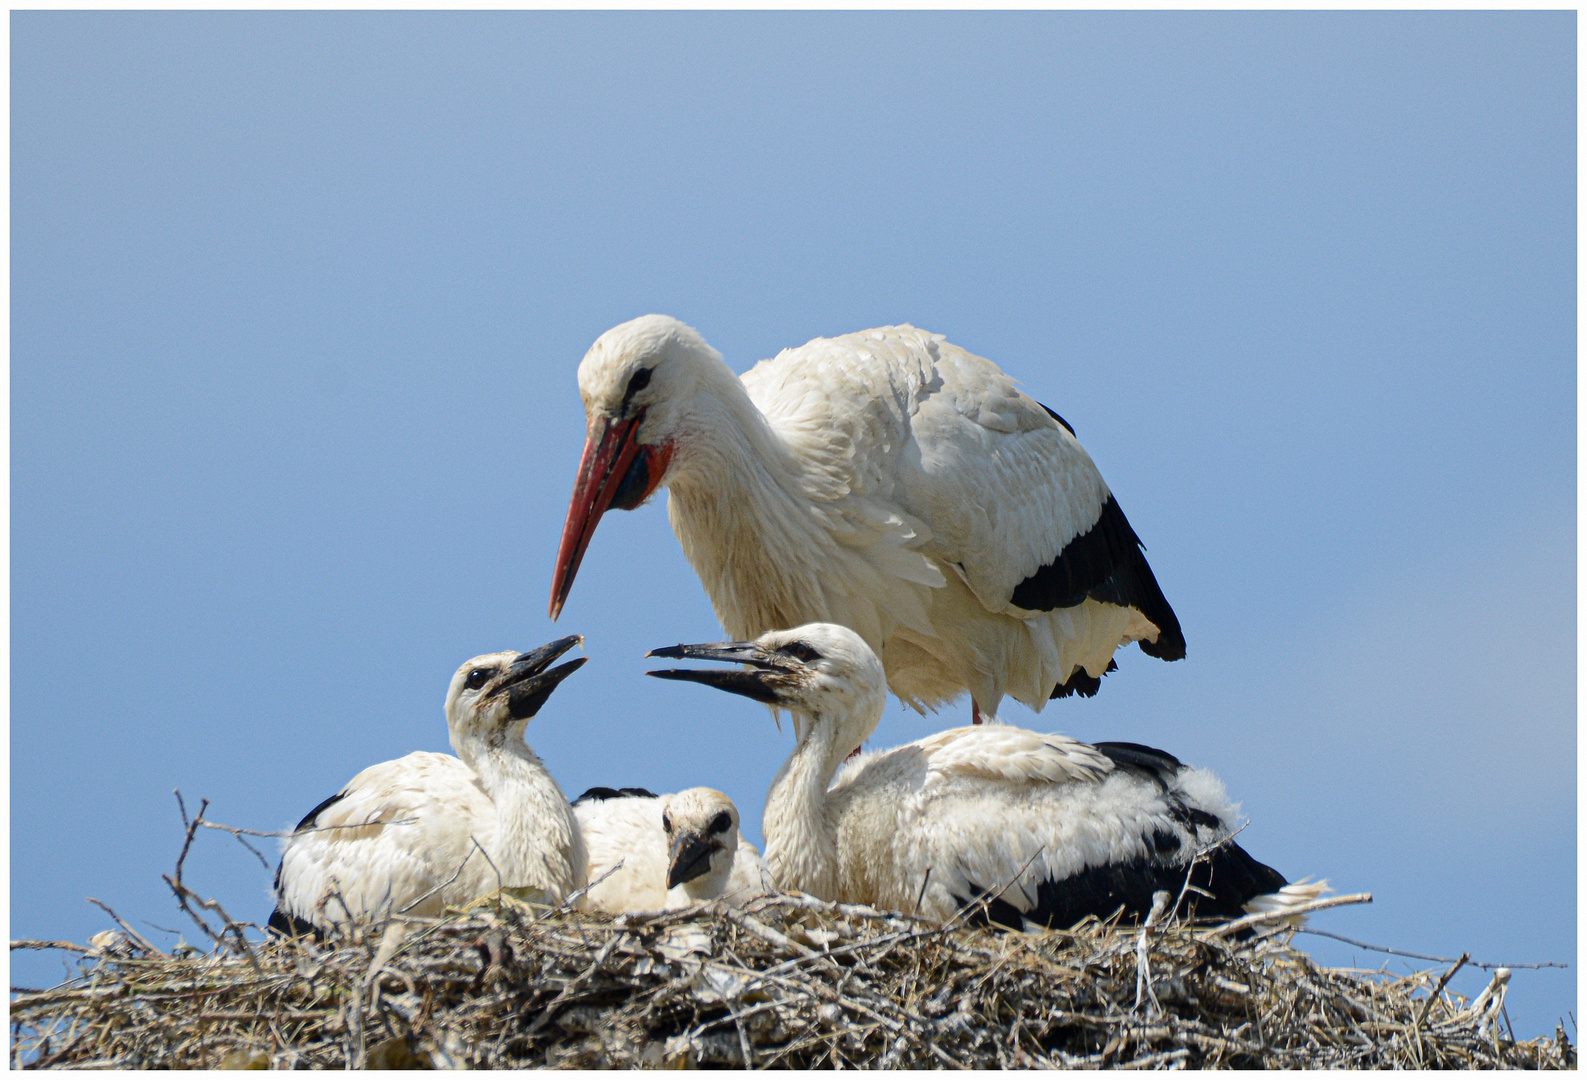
[972,701,982,725]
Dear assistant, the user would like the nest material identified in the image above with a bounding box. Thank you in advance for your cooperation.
[10,894,1575,1070]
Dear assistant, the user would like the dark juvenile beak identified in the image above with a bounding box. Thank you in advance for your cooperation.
[549,413,674,621]
[645,641,792,706]
[488,635,588,719]
[667,830,717,890]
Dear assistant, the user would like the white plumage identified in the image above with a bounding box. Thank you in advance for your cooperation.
[551,315,1184,721]
[649,623,1322,930]
[574,786,770,913]
[270,639,588,934]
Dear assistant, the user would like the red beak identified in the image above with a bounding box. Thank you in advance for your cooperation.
[548,413,673,620]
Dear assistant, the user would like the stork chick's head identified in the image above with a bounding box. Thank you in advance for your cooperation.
[660,787,740,898]
[550,315,729,620]
[646,623,888,752]
[444,636,586,752]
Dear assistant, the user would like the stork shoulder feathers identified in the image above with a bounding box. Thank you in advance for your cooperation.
[270,640,588,934]
[650,623,1320,931]
[554,316,1184,720]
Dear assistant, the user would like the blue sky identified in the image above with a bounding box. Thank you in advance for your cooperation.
[12,12,1575,1033]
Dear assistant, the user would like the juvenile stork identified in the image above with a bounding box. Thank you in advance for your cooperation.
[270,638,588,935]
[573,786,771,912]
[648,623,1321,929]
[550,315,1183,722]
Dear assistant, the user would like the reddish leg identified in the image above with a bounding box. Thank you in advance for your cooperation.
[972,700,982,725]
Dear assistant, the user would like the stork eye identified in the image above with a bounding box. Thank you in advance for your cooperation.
[780,641,823,663]
[662,813,673,833]
[465,668,494,691]
[709,811,732,834]
[622,367,652,407]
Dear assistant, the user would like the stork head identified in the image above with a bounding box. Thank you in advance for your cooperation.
[444,636,586,750]
[660,787,740,896]
[646,623,888,753]
[550,315,728,620]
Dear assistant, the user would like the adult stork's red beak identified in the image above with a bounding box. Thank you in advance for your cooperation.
[549,412,674,620]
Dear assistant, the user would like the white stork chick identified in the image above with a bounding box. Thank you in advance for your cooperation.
[551,315,1184,722]
[573,786,770,912]
[269,638,589,935]
[648,623,1323,930]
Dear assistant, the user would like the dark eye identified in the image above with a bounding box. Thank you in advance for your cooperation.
[661,813,673,833]
[709,811,732,834]
[465,668,494,691]
[780,641,822,663]
[622,367,652,408]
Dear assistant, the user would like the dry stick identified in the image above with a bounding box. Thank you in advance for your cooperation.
[914,867,933,916]
[1415,952,1469,1034]
[554,860,626,914]
[1297,928,1567,971]
[723,908,825,963]
[166,793,261,971]
[83,899,164,957]
[224,828,275,875]
[1132,890,1172,1016]
[197,816,418,839]
[1202,893,1373,940]
[9,939,92,953]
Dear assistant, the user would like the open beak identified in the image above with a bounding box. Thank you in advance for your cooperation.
[487,635,588,719]
[645,641,795,706]
[549,413,674,620]
[667,830,717,890]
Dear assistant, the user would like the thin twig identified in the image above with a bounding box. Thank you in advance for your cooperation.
[554,860,626,914]
[166,791,261,970]
[470,836,503,903]
[1171,822,1248,921]
[397,849,476,914]
[197,816,418,839]
[83,899,163,957]
[1297,928,1569,971]
[946,846,1046,930]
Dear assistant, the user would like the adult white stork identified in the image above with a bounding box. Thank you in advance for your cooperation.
[573,786,771,912]
[550,315,1183,723]
[647,623,1321,929]
[269,638,588,935]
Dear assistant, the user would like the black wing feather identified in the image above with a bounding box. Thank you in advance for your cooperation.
[293,790,349,833]
[1011,493,1186,664]
[954,841,1288,932]
[1008,416,1186,666]
[573,786,659,804]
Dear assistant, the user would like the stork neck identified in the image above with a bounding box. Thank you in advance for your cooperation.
[458,733,584,901]
[664,382,844,639]
[762,713,849,899]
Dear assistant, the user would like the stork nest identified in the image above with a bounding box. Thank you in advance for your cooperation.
[11,891,1575,1070]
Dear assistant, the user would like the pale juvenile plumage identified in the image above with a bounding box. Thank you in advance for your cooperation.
[574,786,770,913]
[551,315,1184,721]
[270,640,588,934]
[649,623,1323,929]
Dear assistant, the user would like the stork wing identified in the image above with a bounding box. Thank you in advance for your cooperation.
[742,326,1181,657]
[913,725,1113,786]
[276,752,493,923]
